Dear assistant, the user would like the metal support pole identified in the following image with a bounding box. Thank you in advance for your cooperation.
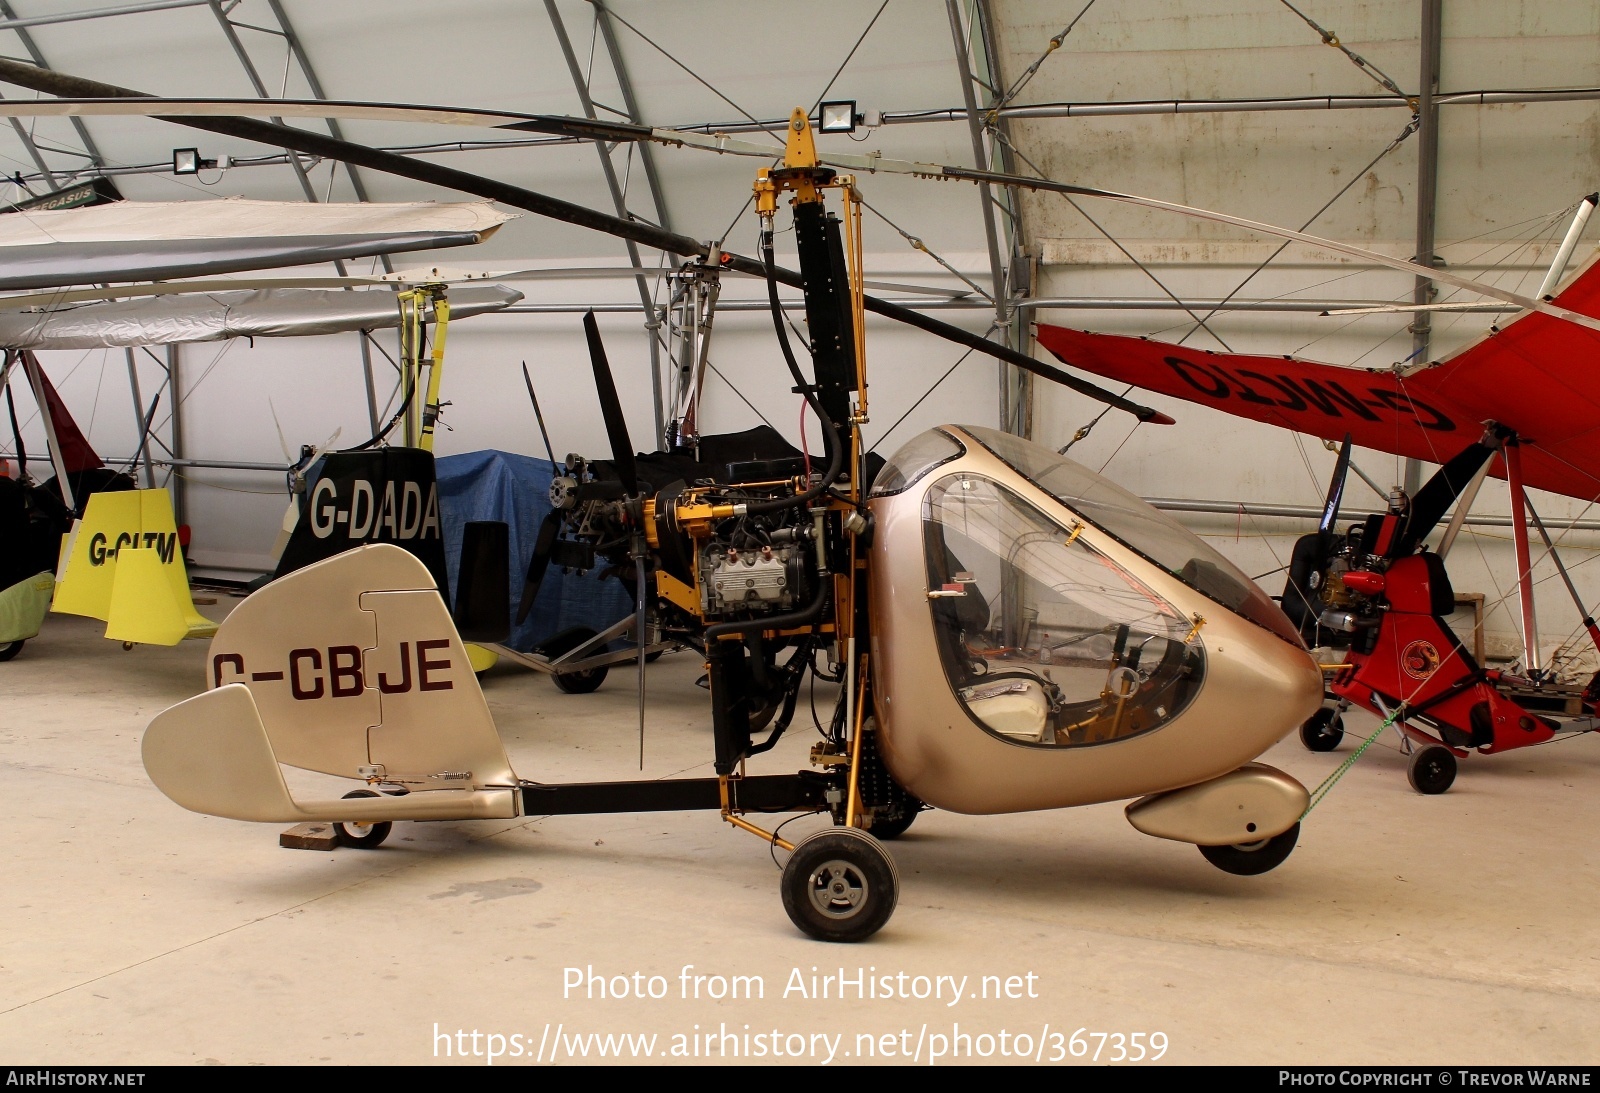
[218,0,403,421]
[124,348,155,488]
[972,0,1031,439]
[1406,0,1442,498]
[1524,496,1600,654]
[591,0,672,230]
[1504,439,1540,675]
[546,0,665,450]
[945,0,1012,435]
[1537,193,1598,300]
[0,98,58,190]
[166,344,186,527]
[206,1,321,205]
[358,330,380,435]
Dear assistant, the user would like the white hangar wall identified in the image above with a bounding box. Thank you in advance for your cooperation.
[0,0,1596,670]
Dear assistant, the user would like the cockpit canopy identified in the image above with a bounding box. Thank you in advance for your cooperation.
[871,426,1302,648]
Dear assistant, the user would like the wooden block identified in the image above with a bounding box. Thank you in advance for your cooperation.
[279,822,338,851]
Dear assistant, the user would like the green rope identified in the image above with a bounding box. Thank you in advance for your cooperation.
[1300,705,1402,818]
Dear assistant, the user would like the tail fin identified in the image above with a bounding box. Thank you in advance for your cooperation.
[25,351,104,475]
[52,488,215,644]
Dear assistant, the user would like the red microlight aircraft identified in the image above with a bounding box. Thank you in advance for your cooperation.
[1035,233,1600,793]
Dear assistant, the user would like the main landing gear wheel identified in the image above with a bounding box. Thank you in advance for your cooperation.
[0,640,24,662]
[334,789,392,849]
[1198,822,1300,876]
[1299,706,1344,752]
[1407,746,1457,795]
[781,829,898,943]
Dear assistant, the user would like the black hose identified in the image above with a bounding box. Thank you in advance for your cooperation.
[735,227,845,518]
[705,575,831,643]
[341,372,415,452]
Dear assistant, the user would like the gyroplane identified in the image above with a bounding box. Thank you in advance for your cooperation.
[1032,201,1600,794]
[6,59,1545,939]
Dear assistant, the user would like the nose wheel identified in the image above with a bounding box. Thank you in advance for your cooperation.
[1198,822,1300,875]
[1299,706,1345,752]
[1407,745,1457,794]
[780,828,898,942]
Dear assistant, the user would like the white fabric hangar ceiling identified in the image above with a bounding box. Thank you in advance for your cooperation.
[0,0,1596,662]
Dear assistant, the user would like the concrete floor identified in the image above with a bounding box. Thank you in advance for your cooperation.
[3,601,1599,1067]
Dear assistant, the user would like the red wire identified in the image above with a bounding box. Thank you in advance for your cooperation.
[800,398,812,481]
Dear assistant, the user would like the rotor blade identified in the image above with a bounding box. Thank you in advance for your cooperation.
[0,95,653,141]
[521,361,559,469]
[515,510,564,627]
[1320,433,1353,536]
[0,60,1169,423]
[0,77,1595,332]
[584,311,639,494]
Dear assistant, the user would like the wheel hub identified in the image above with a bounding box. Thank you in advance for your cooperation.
[808,861,867,919]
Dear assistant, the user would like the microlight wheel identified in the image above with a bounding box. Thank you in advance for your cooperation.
[552,664,608,694]
[544,626,608,694]
[0,640,24,662]
[334,789,392,849]
[1407,746,1457,795]
[1198,822,1299,876]
[1299,707,1345,752]
[781,829,898,943]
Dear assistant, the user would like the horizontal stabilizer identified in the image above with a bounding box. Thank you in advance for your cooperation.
[143,684,517,823]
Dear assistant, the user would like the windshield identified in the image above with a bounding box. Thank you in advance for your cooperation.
[870,428,964,497]
[962,425,1303,647]
[923,473,1204,748]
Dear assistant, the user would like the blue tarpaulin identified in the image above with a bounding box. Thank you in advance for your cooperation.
[435,449,633,652]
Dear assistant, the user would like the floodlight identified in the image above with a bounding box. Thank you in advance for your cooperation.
[172,148,217,175]
[818,100,858,134]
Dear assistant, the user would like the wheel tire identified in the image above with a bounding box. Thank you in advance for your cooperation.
[1198,822,1299,876]
[543,626,608,694]
[1407,746,1457,795]
[333,789,392,849]
[0,640,24,662]
[781,829,898,942]
[552,664,608,694]
[1299,707,1345,752]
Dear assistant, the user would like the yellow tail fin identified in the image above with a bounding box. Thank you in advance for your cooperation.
[53,488,216,645]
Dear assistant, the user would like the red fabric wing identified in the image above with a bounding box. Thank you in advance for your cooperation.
[1036,258,1600,502]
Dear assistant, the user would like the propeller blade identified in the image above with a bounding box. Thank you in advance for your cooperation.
[635,550,649,770]
[521,361,559,468]
[515,510,564,627]
[1320,433,1353,536]
[583,311,639,495]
